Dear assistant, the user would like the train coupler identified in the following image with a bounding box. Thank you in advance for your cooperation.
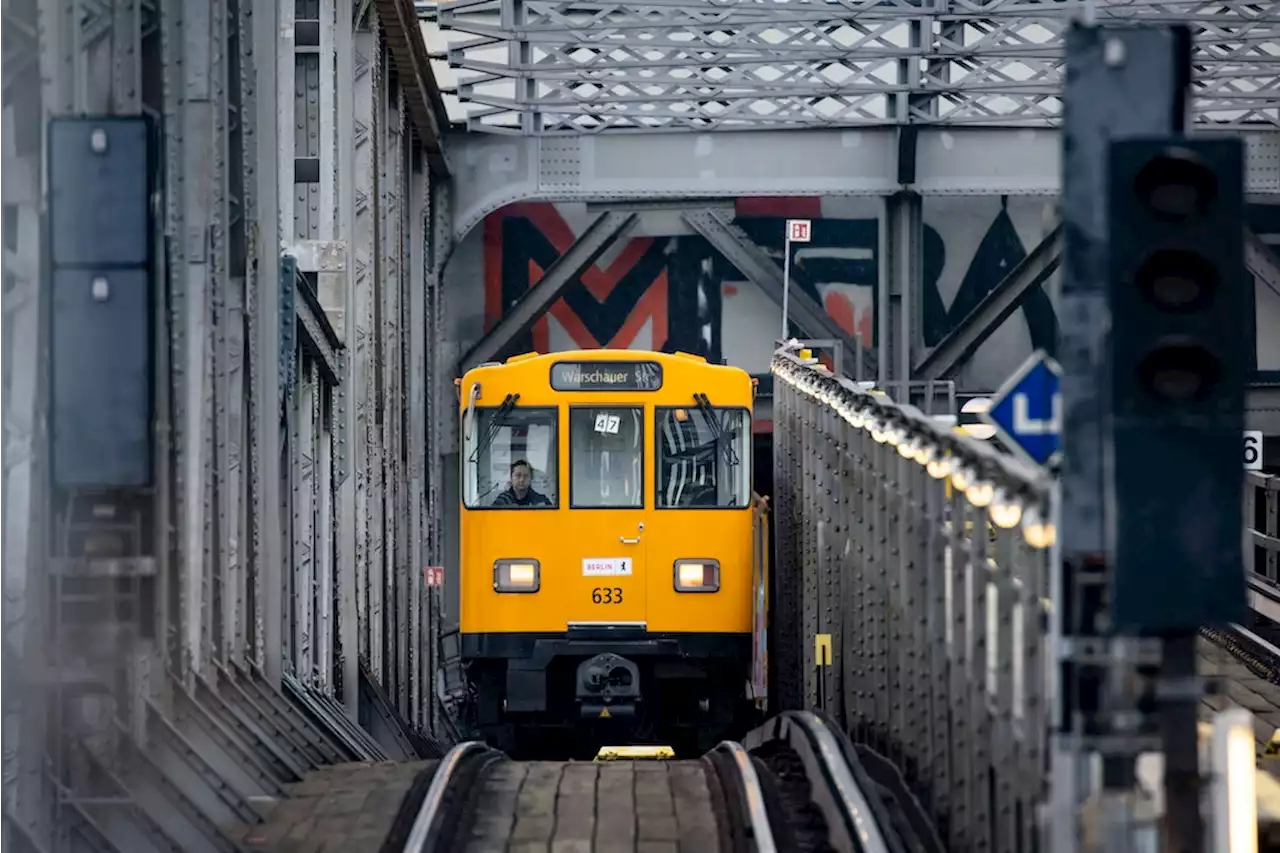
[575,652,641,718]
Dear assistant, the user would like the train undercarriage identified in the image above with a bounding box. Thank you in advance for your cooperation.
[461,628,760,759]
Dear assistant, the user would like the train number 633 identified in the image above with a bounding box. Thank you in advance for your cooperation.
[591,587,623,604]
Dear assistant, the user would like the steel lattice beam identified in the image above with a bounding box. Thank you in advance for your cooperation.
[425,0,1280,134]
[459,210,639,372]
[682,209,877,378]
[914,226,1063,381]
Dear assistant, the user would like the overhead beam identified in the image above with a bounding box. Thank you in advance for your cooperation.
[914,225,1064,381]
[459,210,639,373]
[374,0,451,174]
[448,128,1280,242]
[682,209,877,379]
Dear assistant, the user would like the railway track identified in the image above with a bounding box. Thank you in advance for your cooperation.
[1197,575,1280,761]
[1201,573,1280,688]
[385,711,942,853]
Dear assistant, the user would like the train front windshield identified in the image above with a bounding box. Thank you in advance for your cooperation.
[463,406,559,508]
[569,406,645,509]
[656,406,751,508]
[462,402,751,509]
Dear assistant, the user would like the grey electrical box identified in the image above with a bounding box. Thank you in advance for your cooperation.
[51,269,152,488]
[48,117,150,267]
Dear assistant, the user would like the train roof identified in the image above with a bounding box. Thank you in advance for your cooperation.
[457,349,756,405]
[460,349,751,378]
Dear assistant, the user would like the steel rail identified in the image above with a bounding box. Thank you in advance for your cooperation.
[401,741,491,853]
[744,711,895,853]
[708,740,779,853]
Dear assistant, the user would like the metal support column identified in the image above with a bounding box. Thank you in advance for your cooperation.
[4,0,50,836]
[408,145,428,729]
[254,0,286,688]
[431,178,466,721]
[335,0,361,718]
[880,192,922,391]
[351,4,378,683]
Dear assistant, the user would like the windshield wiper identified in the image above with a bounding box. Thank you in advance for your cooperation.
[693,392,740,468]
[469,393,520,462]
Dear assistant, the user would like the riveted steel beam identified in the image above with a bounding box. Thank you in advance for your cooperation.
[448,128,1280,244]
[374,0,451,174]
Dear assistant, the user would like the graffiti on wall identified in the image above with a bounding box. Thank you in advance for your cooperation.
[482,198,1280,385]
[484,203,672,354]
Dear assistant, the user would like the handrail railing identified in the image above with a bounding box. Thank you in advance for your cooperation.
[770,342,1055,853]
[1245,472,1280,623]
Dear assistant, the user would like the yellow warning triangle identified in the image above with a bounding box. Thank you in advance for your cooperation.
[599,707,612,719]
[1264,729,1280,758]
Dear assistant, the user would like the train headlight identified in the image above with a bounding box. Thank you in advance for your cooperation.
[674,560,720,593]
[494,559,540,593]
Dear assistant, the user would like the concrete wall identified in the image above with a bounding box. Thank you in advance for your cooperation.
[445,198,1280,391]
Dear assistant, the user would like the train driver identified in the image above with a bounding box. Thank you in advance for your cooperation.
[492,459,552,507]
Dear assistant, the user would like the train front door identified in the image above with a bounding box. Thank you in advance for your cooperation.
[564,405,649,628]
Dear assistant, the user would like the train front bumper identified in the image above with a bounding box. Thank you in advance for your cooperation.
[461,625,750,714]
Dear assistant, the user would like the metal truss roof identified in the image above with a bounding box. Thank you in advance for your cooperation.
[418,0,1280,135]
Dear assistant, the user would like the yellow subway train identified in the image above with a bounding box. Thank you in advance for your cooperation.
[456,349,766,757]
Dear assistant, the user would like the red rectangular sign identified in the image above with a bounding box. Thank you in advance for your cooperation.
[787,219,812,243]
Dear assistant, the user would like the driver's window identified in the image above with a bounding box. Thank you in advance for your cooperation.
[569,407,644,509]
[462,407,558,508]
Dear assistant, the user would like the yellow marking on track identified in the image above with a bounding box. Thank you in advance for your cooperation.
[594,746,675,761]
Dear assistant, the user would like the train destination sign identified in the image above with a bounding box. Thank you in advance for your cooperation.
[550,361,664,392]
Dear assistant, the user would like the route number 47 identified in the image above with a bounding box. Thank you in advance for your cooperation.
[1245,430,1264,471]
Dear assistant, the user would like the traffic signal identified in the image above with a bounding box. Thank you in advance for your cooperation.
[1107,136,1247,632]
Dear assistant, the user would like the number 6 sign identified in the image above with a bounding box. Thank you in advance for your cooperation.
[1245,430,1263,471]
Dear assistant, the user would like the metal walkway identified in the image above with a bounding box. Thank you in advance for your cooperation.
[4,0,1280,851]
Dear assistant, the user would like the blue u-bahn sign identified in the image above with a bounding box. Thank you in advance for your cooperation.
[981,350,1063,469]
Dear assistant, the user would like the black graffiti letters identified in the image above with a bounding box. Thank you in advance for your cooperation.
[550,361,664,392]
